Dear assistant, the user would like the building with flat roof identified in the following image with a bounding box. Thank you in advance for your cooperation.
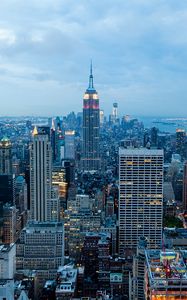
[56,264,78,299]
[144,249,187,299]
[119,147,163,256]
[0,243,16,279]
[16,221,64,283]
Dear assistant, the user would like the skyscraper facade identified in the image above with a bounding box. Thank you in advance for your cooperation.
[176,128,186,160]
[183,161,187,211]
[0,137,12,175]
[30,128,52,222]
[82,63,100,172]
[65,130,75,160]
[119,148,163,256]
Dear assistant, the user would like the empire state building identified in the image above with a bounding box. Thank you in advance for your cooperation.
[82,63,100,172]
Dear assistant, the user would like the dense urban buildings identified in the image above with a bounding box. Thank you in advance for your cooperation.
[0,74,187,299]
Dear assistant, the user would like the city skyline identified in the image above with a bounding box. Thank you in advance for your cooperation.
[0,1,187,116]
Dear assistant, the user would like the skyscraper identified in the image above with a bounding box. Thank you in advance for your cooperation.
[82,63,100,172]
[183,161,187,211]
[176,128,186,160]
[65,130,75,160]
[119,148,163,256]
[30,127,52,222]
[0,137,12,175]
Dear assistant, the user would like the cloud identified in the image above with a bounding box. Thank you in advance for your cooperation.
[0,1,187,116]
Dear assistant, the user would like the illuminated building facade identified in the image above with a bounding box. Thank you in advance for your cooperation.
[0,137,12,175]
[82,63,100,172]
[144,249,187,300]
[119,148,163,256]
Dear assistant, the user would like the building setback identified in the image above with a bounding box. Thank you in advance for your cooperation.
[82,63,100,172]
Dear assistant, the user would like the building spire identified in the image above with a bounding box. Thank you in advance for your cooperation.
[88,60,94,89]
[33,126,38,136]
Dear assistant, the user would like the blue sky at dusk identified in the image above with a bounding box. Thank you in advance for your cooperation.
[0,0,187,116]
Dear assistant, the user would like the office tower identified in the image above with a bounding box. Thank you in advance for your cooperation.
[50,187,60,222]
[119,148,163,256]
[55,116,62,130]
[0,243,16,300]
[56,133,65,163]
[150,127,158,148]
[51,119,57,162]
[52,166,68,211]
[0,175,14,243]
[100,110,104,126]
[30,128,52,222]
[0,243,16,279]
[183,161,187,211]
[65,130,75,160]
[82,63,100,172]
[16,221,64,282]
[81,232,111,296]
[132,236,147,300]
[0,175,14,206]
[0,137,12,175]
[176,128,186,160]
[15,175,27,213]
[3,204,17,244]
[63,159,75,185]
[112,102,118,120]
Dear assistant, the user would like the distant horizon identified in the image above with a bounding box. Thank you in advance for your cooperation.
[0,114,187,119]
[0,1,187,115]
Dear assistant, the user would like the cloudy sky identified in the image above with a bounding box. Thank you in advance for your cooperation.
[0,0,187,117]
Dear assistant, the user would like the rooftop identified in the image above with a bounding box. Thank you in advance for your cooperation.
[0,243,15,254]
[119,147,163,156]
[56,264,77,294]
[145,249,187,288]
[24,221,63,234]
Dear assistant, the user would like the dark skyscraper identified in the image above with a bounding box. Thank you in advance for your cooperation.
[176,128,186,160]
[0,137,12,175]
[82,63,100,172]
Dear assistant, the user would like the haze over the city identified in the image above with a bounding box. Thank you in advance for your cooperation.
[0,0,187,116]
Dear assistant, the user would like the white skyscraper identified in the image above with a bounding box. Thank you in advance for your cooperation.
[30,128,52,222]
[119,148,163,256]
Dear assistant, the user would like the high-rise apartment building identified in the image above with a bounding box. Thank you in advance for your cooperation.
[119,148,163,256]
[0,137,12,175]
[82,63,100,172]
[30,128,52,222]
